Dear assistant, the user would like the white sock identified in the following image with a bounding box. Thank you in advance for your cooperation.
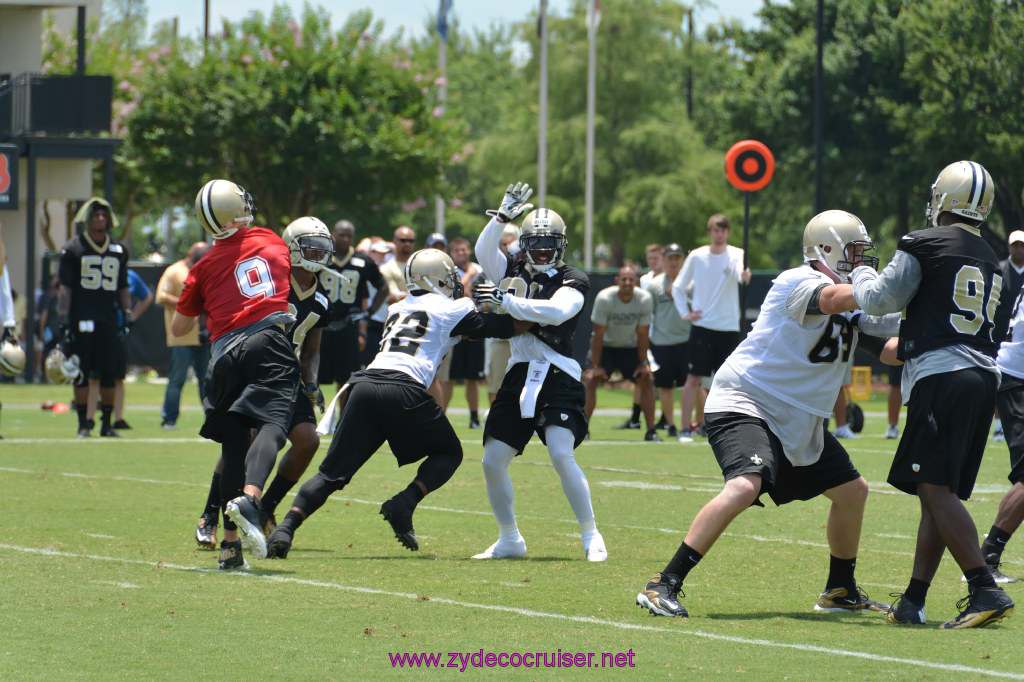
[481,437,519,528]
[545,425,595,524]
[995,418,1003,431]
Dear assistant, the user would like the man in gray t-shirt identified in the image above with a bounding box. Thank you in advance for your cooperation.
[584,265,659,441]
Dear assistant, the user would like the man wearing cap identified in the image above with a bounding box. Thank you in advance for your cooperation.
[991,230,1024,442]
[427,232,447,251]
[646,244,692,438]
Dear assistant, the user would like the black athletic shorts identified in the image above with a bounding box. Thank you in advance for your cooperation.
[200,326,300,442]
[888,363,903,388]
[651,342,689,389]
[317,369,462,482]
[484,362,589,452]
[289,388,317,432]
[705,411,861,506]
[71,318,120,388]
[449,338,485,381]
[318,325,361,386]
[889,367,996,499]
[595,346,641,379]
[995,374,1024,486]
[361,320,384,368]
[688,326,739,378]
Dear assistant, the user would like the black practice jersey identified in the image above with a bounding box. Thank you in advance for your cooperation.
[58,233,129,324]
[498,258,589,358]
[318,249,385,321]
[898,225,1003,360]
[287,278,330,357]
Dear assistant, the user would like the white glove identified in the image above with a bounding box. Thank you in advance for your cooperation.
[494,182,534,224]
[474,283,507,309]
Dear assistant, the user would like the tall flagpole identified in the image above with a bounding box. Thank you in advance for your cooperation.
[435,1,452,236]
[538,0,549,207]
[584,0,599,270]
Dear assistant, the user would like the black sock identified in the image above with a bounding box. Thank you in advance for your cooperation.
[664,542,703,582]
[965,565,998,590]
[982,526,1013,563]
[904,577,930,604]
[278,509,305,534]
[825,555,857,591]
[203,472,222,519]
[470,410,479,423]
[631,403,641,422]
[398,482,425,508]
[100,404,113,431]
[76,405,88,429]
[262,474,297,515]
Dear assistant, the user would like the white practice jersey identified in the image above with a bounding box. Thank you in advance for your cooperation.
[705,265,861,466]
[367,293,475,387]
[997,289,1024,381]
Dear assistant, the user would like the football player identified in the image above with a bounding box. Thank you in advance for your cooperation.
[194,217,335,551]
[174,179,301,570]
[850,161,1015,629]
[471,182,608,562]
[317,220,388,390]
[56,198,131,437]
[636,210,900,618]
[265,249,527,557]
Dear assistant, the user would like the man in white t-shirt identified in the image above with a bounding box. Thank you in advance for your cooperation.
[585,265,659,441]
[671,213,751,443]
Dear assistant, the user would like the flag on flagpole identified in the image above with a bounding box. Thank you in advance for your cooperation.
[437,0,453,41]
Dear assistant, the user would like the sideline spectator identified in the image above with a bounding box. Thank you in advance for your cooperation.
[646,244,690,438]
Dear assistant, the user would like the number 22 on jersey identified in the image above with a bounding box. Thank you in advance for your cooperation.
[381,310,429,356]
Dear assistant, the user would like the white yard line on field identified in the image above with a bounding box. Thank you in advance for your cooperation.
[0,543,1020,680]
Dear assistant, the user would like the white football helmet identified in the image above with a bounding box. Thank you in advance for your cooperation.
[405,248,464,299]
[0,339,25,377]
[282,217,335,273]
[195,179,255,239]
[45,348,82,385]
[520,208,568,273]
[803,210,879,281]
[926,160,994,228]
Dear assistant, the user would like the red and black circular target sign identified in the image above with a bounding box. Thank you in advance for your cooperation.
[725,140,775,192]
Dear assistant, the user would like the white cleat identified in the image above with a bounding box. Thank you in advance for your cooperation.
[583,531,608,562]
[885,425,899,439]
[472,536,527,559]
[833,424,859,439]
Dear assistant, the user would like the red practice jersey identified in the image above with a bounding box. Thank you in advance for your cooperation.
[177,227,291,340]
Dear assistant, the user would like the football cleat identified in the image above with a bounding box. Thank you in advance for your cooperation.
[814,586,890,613]
[469,418,483,430]
[940,586,1014,629]
[112,419,131,430]
[653,415,668,431]
[636,573,688,617]
[472,535,527,559]
[885,424,899,439]
[614,418,641,430]
[259,510,277,538]
[677,430,694,444]
[993,428,1006,442]
[886,593,926,625]
[161,421,178,430]
[195,515,218,550]
[666,425,679,438]
[583,530,608,562]
[833,424,858,439]
[644,429,663,442]
[380,497,418,551]
[217,539,249,571]
[225,494,267,560]
[961,559,1021,585]
[266,526,293,559]
[99,427,121,437]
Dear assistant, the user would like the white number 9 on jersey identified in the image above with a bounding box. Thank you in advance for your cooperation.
[235,256,276,301]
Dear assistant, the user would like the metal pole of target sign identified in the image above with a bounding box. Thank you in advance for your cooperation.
[724,140,775,334]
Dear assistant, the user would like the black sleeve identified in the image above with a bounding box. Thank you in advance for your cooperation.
[364,257,385,289]
[856,332,889,359]
[804,284,830,316]
[451,310,516,340]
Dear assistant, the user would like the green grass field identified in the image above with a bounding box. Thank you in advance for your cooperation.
[2,382,1022,680]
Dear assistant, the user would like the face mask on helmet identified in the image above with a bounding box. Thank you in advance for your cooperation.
[925,160,994,229]
[195,179,255,239]
[519,208,568,273]
[45,349,82,385]
[283,217,335,273]
[802,210,878,282]
[405,249,464,299]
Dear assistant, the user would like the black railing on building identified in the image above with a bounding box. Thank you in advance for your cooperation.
[0,73,112,139]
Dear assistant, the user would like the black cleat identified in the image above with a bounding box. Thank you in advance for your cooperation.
[380,497,418,551]
[815,586,890,613]
[113,419,131,430]
[77,418,94,438]
[225,494,267,560]
[644,429,663,442]
[266,526,293,559]
[636,572,688,617]
[940,586,1014,629]
[614,418,641,430]
[653,415,668,431]
[666,425,679,438]
[195,514,218,550]
[217,539,248,570]
[886,592,926,625]
[99,427,121,437]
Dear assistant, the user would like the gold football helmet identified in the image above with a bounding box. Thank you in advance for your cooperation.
[195,179,255,238]
[45,348,82,385]
[803,210,879,281]
[282,217,335,273]
[926,160,994,228]
[520,208,568,273]
[0,338,25,377]
[405,248,464,299]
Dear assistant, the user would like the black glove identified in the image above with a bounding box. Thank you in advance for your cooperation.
[1,326,15,344]
[492,182,534,224]
[473,283,507,308]
[303,382,325,413]
[120,318,134,340]
[198,328,211,345]
[58,316,74,348]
